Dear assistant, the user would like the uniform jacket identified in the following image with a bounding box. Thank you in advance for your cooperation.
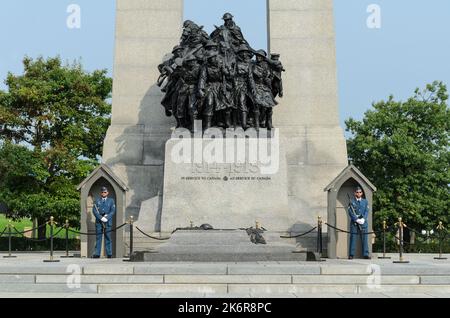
[348,198,369,223]
[93,197,116,225]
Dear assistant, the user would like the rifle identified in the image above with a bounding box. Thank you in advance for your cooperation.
[94,203,106,232]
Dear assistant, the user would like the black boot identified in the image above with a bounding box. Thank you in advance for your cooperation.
[181,117,187,129]
[260,111,267,128]
[204,115,213,130]
[225,111,232,128]
[190,114,197,132]
[241,112,248,130]
[176,117,183,128]
[266,110,273,130]
[254,111,260,131]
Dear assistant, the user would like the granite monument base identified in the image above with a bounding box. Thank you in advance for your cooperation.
[160,133,296,232]
[130,230,320,262]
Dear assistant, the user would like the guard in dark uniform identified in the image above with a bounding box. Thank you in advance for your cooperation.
[348,186,370,259]
[92,186,116,258]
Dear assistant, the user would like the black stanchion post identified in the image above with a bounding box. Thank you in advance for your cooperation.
[393,217,409,264]
[60,219,73,258]
[3,220,17,258]
[434,221,447,260]
[378,220,391,259]
[129,216,134,258]
[44,216,60,263]
[315,216,326,262]
[124,216,134,261]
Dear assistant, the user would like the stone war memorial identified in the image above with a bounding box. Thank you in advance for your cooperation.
[79,0,374,260]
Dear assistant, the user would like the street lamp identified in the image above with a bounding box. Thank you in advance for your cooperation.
[421,229,434,244]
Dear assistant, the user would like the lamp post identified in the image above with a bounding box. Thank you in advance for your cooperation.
[421,229,434,244]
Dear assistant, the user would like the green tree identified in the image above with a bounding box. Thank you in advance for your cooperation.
[346,81,449,232]
[0,56,112,238]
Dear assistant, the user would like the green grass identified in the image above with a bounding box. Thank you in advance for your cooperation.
[0,214,79,239]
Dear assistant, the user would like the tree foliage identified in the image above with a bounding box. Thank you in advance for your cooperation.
[0,56,112,236]
[346,81,449,231]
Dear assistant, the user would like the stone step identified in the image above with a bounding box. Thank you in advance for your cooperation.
[0,283,98,293]
[95,284,450,294]
[98,283,228,294]
[1,280,449,295]
[2,263,450,275]
[2,274,444,285]
[132,251,312,262]
[35,275,164,284]
[228,284,450,295]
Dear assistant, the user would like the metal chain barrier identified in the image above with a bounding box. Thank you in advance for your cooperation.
[325,222,381,235]
[12,225,64,242]
[1,215,447,261]
[10,222,48,235]
[67,222,128,236]
[135,226,171,241]
[280,227,317,239]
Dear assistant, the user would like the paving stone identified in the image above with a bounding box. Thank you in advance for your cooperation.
[164,275,292,284]
[228,264,320,275]
[0,275,35,283]
[36,275,163,284]
[98,283,228,294]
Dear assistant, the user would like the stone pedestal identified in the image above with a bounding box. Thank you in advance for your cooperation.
[131,230,314,262]
[160,135,294,232]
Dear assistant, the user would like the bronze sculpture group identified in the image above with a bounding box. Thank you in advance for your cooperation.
[158,13,285,131]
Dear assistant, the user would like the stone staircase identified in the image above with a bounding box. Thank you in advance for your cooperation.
[0,253,449,297]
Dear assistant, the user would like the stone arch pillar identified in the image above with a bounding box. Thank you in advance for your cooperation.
[78,165,128,258]
[325,165,377,259]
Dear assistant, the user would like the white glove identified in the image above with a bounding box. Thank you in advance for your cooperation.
[101,217,108,223]
[357,218,365,225]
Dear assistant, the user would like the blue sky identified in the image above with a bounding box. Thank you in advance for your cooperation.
[0,0,449,128]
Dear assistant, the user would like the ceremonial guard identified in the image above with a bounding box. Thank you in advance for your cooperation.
[92,186,116,259]
[348,186,370,259]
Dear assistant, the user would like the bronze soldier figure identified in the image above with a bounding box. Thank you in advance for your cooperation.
[198,41,233,130]
[210,13,248,53]
[159,45,185,119]
[175,55,202,130]
[233,45,256,130]
[158,14,286,133]
[269,53,285,99]
[252,50,277,131]
[181,20,209,47]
